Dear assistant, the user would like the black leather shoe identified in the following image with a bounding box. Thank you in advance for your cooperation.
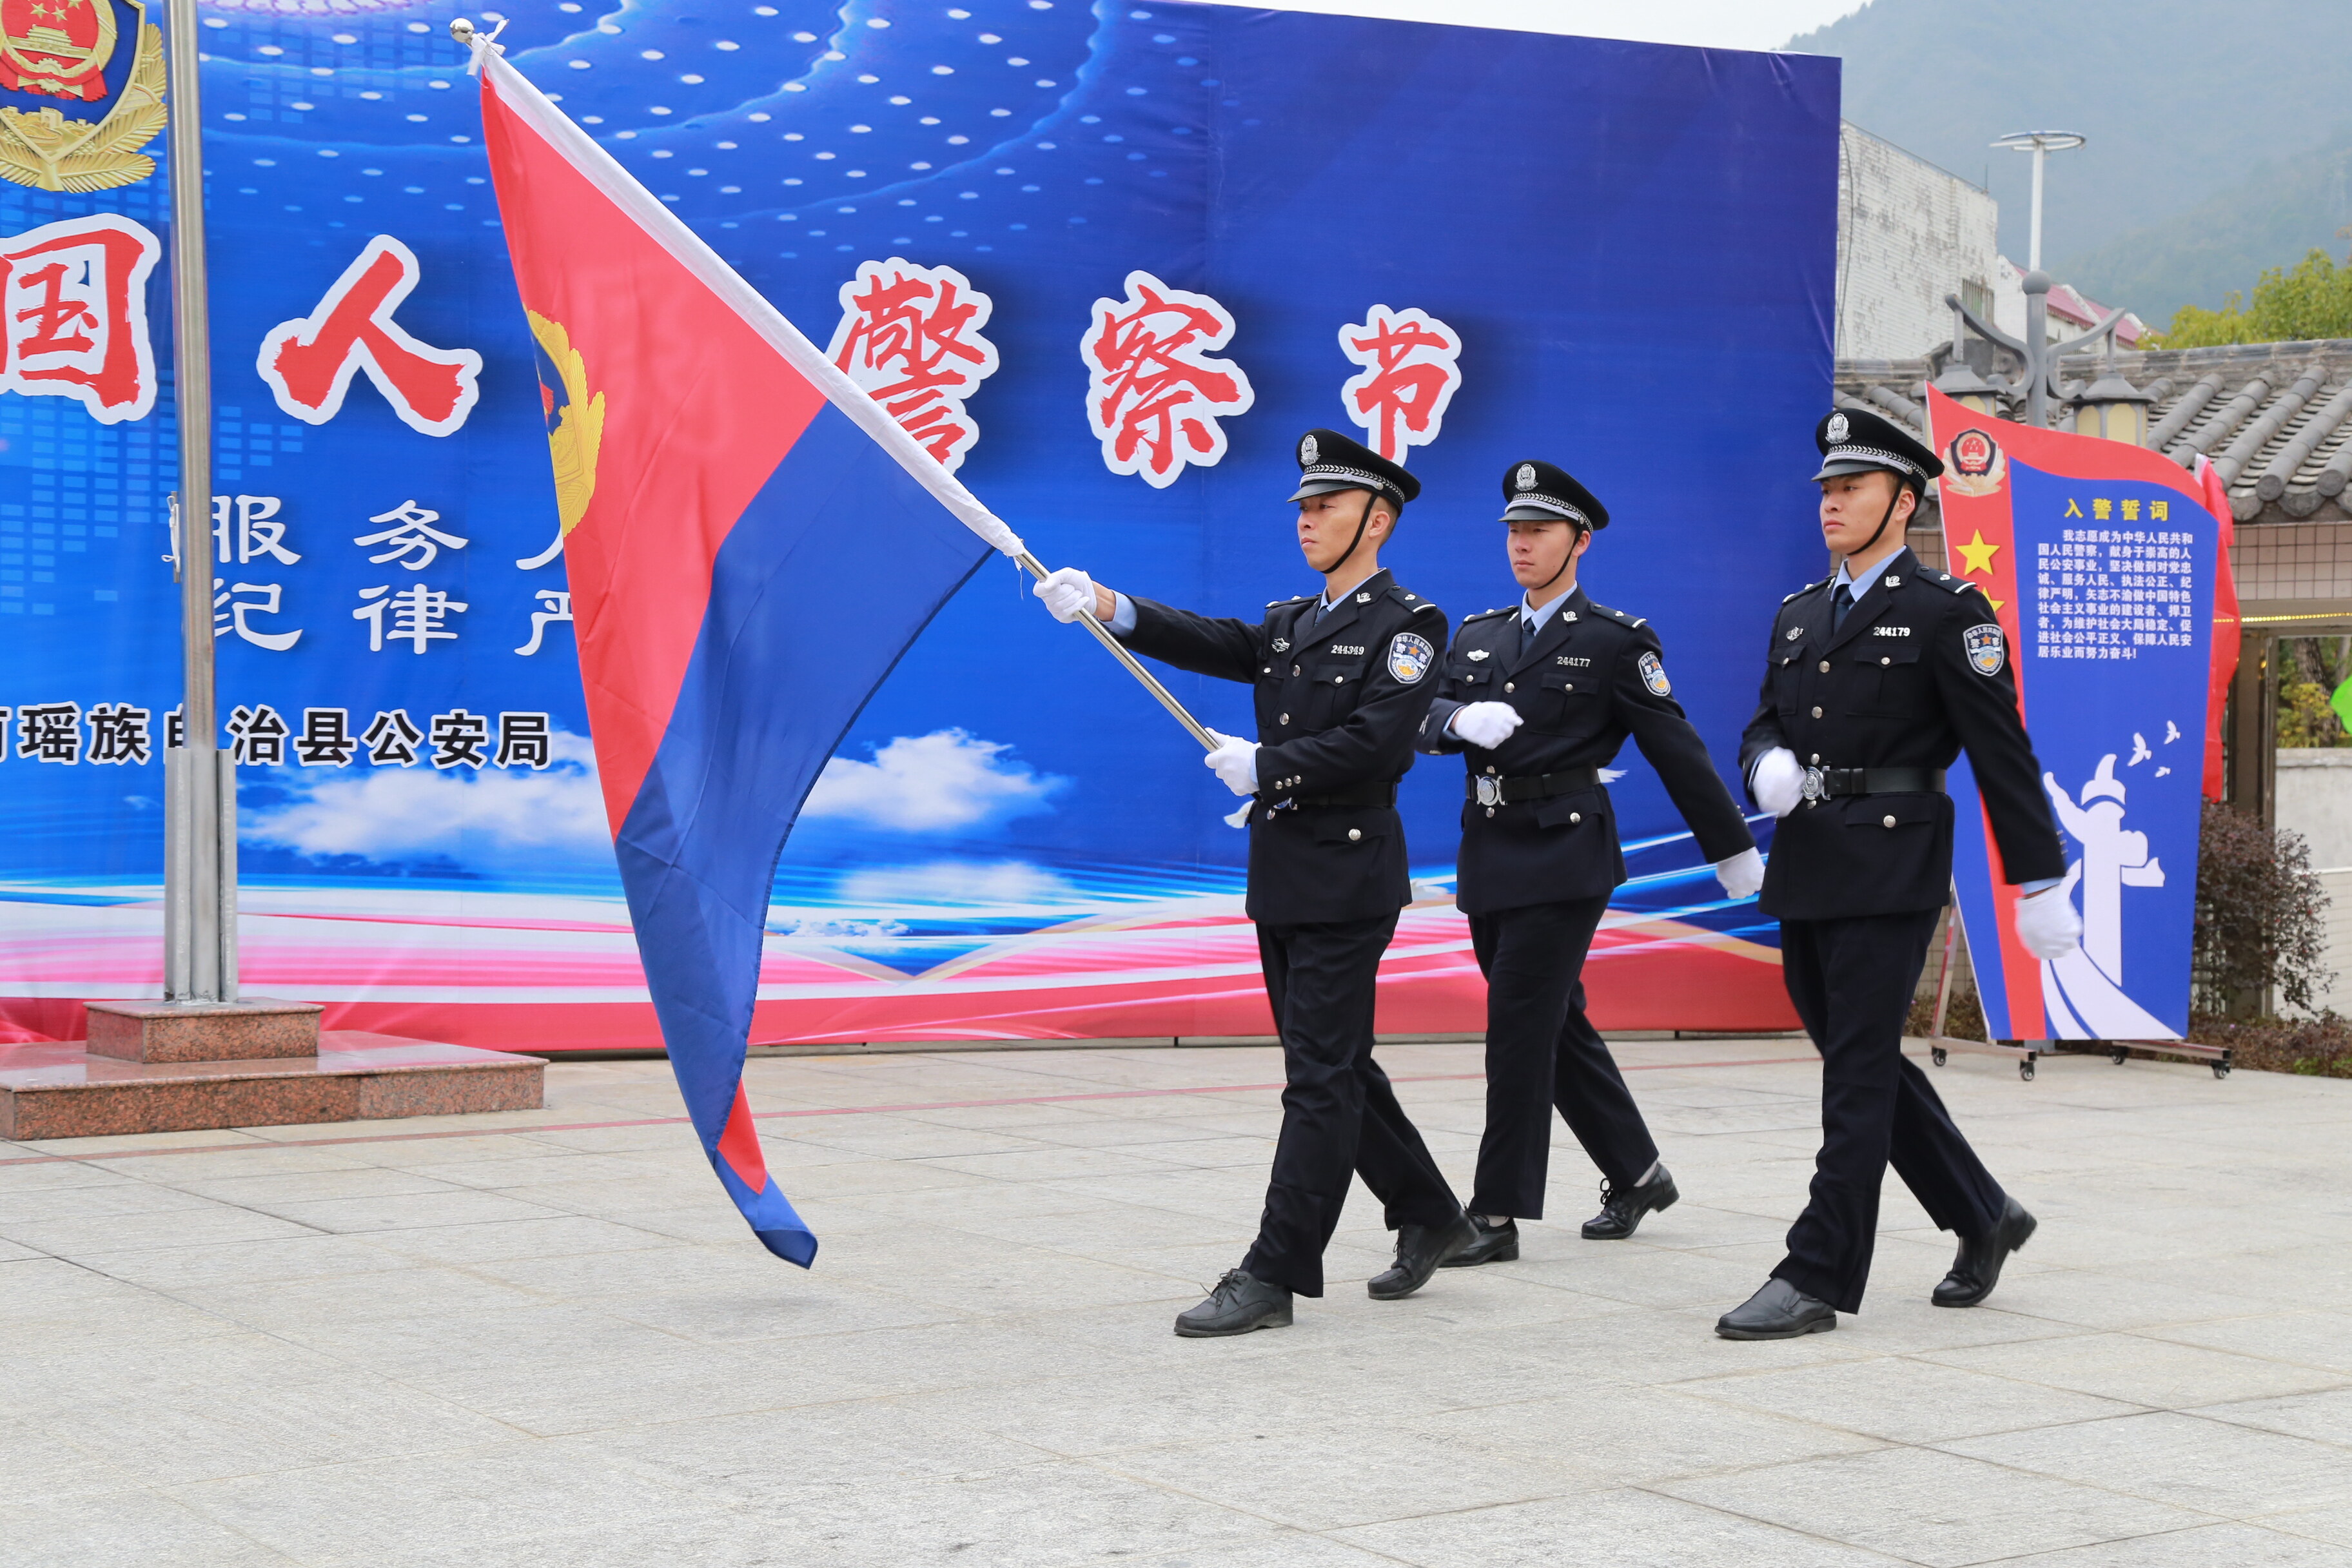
[1582,1165,1679,1240]
[1933,1197,2037,1308]
[1367,1213,1477,1300]
[1438,1214,1519,1268]
[1715,1278,1838,1339]
[1174,1269,1293,1337]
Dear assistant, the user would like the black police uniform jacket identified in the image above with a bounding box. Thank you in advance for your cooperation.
[1121,568,1444,926]
[1419,586,1754,916]
[1737,547,2065,921]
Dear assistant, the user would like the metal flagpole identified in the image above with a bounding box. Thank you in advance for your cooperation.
[1009,549,1218,751]
[162,0,235,1003]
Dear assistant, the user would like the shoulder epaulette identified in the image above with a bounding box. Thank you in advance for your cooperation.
[1464,606,1515,622]
[1266,593,1315,608]
[1387,585,1442,616]
[1782,577,1830,605]
[1920,569,1974,595]
[1586,601,1645,627]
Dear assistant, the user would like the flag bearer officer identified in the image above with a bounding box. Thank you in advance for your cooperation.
[1420,460,1763,1268]
[1035,430,1474,1336]
[1716,407,2080,1339]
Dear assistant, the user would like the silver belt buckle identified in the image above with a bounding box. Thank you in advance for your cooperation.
[1475,776,1504,808]
[1801,766,1826,803]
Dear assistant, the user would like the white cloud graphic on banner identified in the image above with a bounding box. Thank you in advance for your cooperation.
[801,729,1063,832]
[835,860,1081,908]
[244,729,608,861]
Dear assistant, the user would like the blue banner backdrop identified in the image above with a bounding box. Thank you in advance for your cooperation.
[0,1,1836,1050]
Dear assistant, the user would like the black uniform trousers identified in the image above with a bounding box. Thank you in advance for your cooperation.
[1239,914,1462,1297]
[1770,908,2008,1314]
[1466,894,1660,1219]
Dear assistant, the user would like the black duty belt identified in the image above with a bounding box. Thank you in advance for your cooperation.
[1801,766,1945,802]
[1276,781,1397,809]
[1465,767,1601,808]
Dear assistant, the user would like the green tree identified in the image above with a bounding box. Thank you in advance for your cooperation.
[2155,248,2352,347]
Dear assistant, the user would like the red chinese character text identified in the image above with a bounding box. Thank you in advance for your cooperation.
[0,215,161,424]
[258,235,483,437]
[1338,306,1462,462]
[826,257,1001,473]
[1083,270,1255,489]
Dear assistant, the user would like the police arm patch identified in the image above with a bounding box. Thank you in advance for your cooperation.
[1637,651,1672,696]
[1387,631,1435,683]
[1963,622,2006,676]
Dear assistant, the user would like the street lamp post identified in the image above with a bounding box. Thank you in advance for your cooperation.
[1990,130,2086,273]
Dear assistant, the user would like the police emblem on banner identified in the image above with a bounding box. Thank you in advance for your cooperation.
[1387,631,1433,683]
[1638,651,1671,695]
[1964,622,2006,676]
[1943,426,2007,498]
[0,0,166,192]
[528,310,605,538]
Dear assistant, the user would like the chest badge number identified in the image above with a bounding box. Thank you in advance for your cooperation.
[1388,631,1435,683]
[1964,622,2006,676]
[1638,651,1671,696]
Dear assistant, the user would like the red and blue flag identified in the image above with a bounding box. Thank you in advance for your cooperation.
[473,43,1024,1264]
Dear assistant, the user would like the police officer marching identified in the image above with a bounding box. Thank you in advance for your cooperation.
[1032,428,1476,1337]
[1420,460,1762,1268]
[1715,407,2081,1340]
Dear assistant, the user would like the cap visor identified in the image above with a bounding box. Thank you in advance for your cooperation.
[1811,456,1904,484]
[1500,502,1581,524]
[1288,478,1371,503]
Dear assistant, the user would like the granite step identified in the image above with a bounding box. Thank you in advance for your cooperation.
[0,1030,545,1141]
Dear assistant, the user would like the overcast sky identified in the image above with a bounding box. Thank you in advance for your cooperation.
[1187,0,1870,52]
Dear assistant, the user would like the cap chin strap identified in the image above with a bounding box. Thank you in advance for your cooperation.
[1843,480,1908,567]
[1329,489,1381,579]
[1531,525,1586,594]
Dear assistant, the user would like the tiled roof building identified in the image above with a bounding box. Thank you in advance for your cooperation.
[1838,340,2352,625]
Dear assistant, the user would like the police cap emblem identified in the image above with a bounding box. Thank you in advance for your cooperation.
[1825,411,1850,444]
[1298,433,1318,466]
[1638,651,1672,696]
[1387,631,1434,684]
[1964,622,2006,676]
[1516,463,1537,491]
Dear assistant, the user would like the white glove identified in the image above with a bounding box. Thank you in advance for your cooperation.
[1713,847,1765,900]
[1450,701,1523,750]
[1034,566,1099,623]
[1750,747,1804,818]
[1203,729,1259,798]
[2015,881,2082,961]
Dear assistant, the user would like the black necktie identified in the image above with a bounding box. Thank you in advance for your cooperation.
[1832,582,1854,634]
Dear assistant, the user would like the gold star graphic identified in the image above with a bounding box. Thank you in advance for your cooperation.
[1987,598,2005,612]
[1955,530,2000,576]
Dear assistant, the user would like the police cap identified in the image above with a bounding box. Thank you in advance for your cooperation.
[1499,459,1607,529]
[1812,407,1943,493]
[1286,427,1419,510]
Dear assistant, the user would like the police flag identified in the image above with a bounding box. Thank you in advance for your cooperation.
[469,35,1027,1264]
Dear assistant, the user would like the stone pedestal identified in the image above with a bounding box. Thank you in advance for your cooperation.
[84,998,324,1063]
[0,999,544,1141]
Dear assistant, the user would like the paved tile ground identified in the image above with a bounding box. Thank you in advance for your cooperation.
[5,1037,2352,1567]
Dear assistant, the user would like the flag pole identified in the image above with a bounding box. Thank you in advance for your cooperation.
[1008,550,1217,750]
[163,0,235,1003]
[449,21,1215,758]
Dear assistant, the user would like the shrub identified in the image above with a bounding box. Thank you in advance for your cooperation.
[2193,801,2330,1016]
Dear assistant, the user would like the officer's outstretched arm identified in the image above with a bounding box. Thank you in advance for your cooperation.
[1615,629,1755,861]
[1259,615,1449,792]
[1119,596,1266,686]
[1929,595,2066,885]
